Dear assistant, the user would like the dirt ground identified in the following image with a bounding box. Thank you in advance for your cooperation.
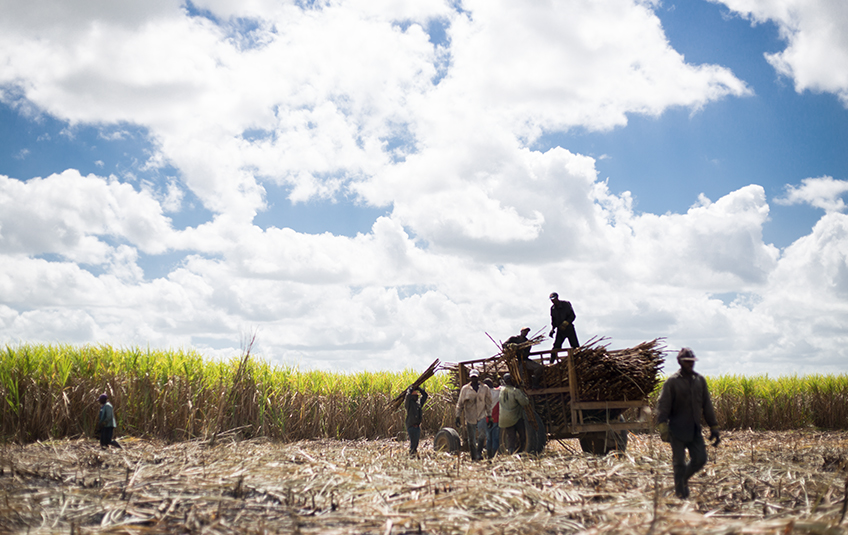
[1,430,847,534]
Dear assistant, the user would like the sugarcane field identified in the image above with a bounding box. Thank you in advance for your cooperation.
[2,431,847,534]
[7,0,848,533]
[2,339,848,534]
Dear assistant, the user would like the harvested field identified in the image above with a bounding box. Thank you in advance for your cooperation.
[2,430,847,534]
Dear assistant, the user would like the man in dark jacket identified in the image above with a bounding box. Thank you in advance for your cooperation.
[656,348,719,499]
[405,386,428,457]
[96,393,122,449]
[549,292,579,362]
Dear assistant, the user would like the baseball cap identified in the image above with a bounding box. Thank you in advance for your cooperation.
[677,348,697,361]
[549,292,558,299]
[469,369,480,377]
[97,393,108,402]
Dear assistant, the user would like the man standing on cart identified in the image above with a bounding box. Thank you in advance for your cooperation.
[549,292,579,362]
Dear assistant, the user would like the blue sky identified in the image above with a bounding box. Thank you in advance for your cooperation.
[1,0,847,374]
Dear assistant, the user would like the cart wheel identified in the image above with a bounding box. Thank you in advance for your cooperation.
[523,411,547,454]
[579,430,628,455]
[523,413,548,453]
[533,417,548,453]
[433,427,461,452]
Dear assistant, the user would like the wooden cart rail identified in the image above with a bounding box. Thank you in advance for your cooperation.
[571,400,648,409]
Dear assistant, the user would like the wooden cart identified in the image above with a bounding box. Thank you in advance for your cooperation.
[435,342,660,455]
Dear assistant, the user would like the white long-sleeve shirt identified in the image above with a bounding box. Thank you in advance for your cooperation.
[455,383,493,424]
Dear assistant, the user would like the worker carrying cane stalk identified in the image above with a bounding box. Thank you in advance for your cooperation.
[404,386,428,457]
[656,348,720,499]
[504,327,544,389]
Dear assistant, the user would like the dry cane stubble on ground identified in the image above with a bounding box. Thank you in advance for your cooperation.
[1,430,847,534]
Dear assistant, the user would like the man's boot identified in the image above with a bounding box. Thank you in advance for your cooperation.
[673,466,687,499]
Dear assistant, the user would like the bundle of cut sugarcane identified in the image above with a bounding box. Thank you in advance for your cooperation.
[544,338,665,401]
[501,334,547,387]
[499,338,546,428]
[501,334,546,355]
[388,359,440,410]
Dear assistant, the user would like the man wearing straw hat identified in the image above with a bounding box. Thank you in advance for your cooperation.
[656,348,719,499]
[455,369,493,461]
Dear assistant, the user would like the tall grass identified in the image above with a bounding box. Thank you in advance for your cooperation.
[3,344,847,444]
[708,374,848,430]
[0,343,454,443]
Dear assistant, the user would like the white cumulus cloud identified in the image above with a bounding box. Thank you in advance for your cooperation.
[713,0,848,105]
[775,175,848,212]
[0,0,845,374]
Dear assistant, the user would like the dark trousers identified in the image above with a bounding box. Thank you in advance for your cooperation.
[486,423,500,458]
[503,419,526,454]
[522,359,545,388]
[670,432,707,498]
[466,422,484,460]
[407,425,421,455]
[553,324,579,350]
[100,427,122,449]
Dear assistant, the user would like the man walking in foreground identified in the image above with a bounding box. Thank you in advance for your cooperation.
[404,386,428,457]
[97,393,122,450]
[549,292,579,362]
[455,369,492,461]
[656,348,719,499]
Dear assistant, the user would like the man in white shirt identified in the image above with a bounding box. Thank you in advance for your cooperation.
[455,369,493,461]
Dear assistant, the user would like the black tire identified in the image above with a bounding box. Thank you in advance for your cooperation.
[533,417,548,453]
[433,427,461,453]
[579,430,628,455]
[498,423,524,454]
[498,411,547,455]
[523,412,547,454]
[502,411,545,454]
